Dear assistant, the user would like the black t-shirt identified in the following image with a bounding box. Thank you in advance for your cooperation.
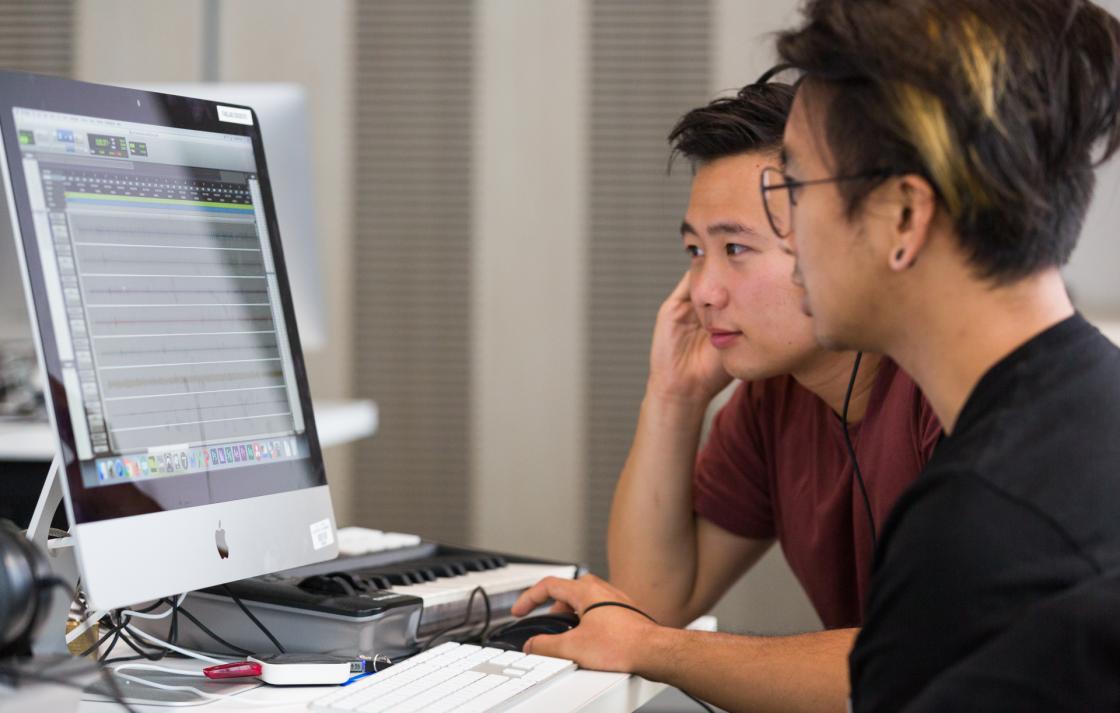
[850,314,1120,712]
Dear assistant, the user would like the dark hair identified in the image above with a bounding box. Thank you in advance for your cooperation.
[776,0,1120,283]
[668,82,795,169]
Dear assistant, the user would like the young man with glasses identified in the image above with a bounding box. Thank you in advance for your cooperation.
[510,83,939,713]
[770,0,1120,710]
[514,0,1120,710]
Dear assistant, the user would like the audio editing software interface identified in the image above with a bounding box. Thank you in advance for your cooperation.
[12,107,309,488]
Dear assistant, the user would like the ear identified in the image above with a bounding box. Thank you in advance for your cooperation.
[888,174,937,272]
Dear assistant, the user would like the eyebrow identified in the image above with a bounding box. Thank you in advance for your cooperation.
[680,220,757,238]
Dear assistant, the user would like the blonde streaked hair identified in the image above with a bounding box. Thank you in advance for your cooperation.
[777,0,1120,283]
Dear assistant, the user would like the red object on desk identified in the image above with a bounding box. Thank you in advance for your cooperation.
[203,661,262,679]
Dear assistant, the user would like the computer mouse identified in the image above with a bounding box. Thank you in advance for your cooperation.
[485,612,580,651]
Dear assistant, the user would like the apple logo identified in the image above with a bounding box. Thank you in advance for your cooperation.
[215,521,230,559]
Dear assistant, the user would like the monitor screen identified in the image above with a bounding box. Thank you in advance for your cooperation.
[2,76,326,526]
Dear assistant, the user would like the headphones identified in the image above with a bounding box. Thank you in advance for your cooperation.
[0,518,54,658]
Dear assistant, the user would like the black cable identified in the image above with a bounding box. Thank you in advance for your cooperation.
[80,620,119,659]
[221,584,285,653]
[114,626,169,662]
[421,587,480,651]
[71,583,173,662]
[82,595,244,665]
[581,601,655,621]
[168,595,180,649]
[92,598,179,662]
[474,587,493,643]
[110,595,184,663]
[101,610,170,663]
[98,612,128,662]
[838,351,878,551]
[174,604,254,656]
[420,586,492,652]
[112,628,149,660]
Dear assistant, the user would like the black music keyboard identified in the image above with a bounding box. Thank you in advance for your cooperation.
[144,531,580,659]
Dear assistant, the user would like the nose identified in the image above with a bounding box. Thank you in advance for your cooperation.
[691,259,729,310]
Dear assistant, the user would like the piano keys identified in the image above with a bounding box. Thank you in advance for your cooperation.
[133,539,581,659]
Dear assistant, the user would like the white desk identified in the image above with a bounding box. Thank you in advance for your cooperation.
[0,399,378,461]
[18,403,678,711]
[77,665,667,712]
[74,617,719,712]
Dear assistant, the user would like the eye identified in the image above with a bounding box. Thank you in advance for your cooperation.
[726,243,754,257]
[685,244,703,258]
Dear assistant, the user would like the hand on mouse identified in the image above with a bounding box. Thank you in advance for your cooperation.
[509,573,662,675]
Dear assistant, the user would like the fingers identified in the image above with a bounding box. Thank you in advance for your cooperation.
[549,600,576,614]
[524,631,574,659]
[657,271,693,318]
[510,576,585,618]
[510,578,553,617]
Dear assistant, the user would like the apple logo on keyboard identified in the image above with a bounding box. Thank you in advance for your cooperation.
[215,521,230,559]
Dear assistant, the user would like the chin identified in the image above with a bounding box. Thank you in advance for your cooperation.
[813,318,875,353]
[722,352,796,383]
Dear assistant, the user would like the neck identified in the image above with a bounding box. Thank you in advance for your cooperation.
[888,268,1073,434]
[793,350,884,423]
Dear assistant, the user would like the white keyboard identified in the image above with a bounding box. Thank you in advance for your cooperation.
[392,563,578,634]
[335,527,578,634]
[308,642,576,713]
[337,526,424,555]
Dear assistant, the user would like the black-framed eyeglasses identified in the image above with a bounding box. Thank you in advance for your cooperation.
[759,166,891,238]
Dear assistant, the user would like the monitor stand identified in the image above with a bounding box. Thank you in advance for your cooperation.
[24,459,265,708]
[26,455,79,656]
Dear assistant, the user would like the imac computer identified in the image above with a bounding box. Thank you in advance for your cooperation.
[0,70,338,610]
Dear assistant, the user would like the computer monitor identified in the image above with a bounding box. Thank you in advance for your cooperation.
[0,71,338,610]
[129,84,326,351]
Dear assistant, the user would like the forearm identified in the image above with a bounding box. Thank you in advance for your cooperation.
[639,627,857,713]
[607,391,708,622]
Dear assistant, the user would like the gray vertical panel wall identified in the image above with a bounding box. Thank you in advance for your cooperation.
[585,0,711,573]
[0,2,73,342]
[351,1,473,542]
[0,0,73,75]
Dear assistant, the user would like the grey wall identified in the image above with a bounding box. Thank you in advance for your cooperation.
[1065,0,1120,318]
[471,0,588,561]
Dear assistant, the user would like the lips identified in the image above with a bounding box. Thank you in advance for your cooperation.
[708,329,741,349]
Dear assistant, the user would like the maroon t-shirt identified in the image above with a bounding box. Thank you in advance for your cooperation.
[693,358,941,629]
